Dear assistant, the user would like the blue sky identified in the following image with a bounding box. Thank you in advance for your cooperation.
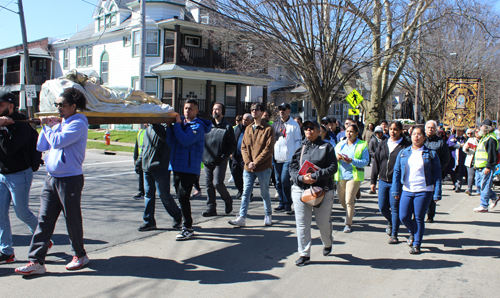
[1,0,500,50]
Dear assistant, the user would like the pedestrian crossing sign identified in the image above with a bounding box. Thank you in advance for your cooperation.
[348,109,360,116]
[346,89,364,108]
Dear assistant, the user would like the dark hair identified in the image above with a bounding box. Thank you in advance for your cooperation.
[412,126,425,136]
[345,117,354,122]
[184,99,199,109]
[330,117,337,123]
[389,120,403,130]
[294,116,303,122]
[60,87,86,111]
[250,102,265,112]
[380,119,388,125]
[347,124,359,133]
[235,115,243,122]
[213,102,225,115]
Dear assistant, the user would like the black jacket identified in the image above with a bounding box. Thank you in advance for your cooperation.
[136,124,171,172]
[371,137,411,185]
[233,124,246,165]
[369,134,387,160]
[425,134,450,172]
[289,137,338,190]
[203,117,236,166]
[0,112,32,174]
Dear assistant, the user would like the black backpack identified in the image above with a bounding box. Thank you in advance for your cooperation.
[28,127,43,172]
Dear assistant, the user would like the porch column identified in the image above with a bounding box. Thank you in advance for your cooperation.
[236,83,242,115]
[173,77,179,112]
[262,85,268,106]
[206,80,212,103]
[174,25,181,65]
[2,59,6,86]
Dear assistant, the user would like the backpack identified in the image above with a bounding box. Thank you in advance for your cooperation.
[28,127,43,172]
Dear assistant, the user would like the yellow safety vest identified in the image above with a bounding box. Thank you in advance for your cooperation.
[334,140,368,181]
[137,128,146,155]
[474,132,498,168]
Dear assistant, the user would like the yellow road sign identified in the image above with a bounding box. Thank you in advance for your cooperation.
[346,89,364,108]
[348,109,360,116]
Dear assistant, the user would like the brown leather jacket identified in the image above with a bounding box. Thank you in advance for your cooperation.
[241,121,275,172]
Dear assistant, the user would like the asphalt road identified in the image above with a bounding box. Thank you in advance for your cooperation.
[2,150,500,297]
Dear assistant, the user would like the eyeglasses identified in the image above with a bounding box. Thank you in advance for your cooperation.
[304,125,317,131]
[54,102,68,108]
[250,108,260,112]
[321,121,329,125]
[278,107,286,111]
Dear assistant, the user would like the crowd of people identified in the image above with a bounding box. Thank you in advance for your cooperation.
[1,90,499,274]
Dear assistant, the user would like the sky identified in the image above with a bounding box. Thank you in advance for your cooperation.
[1,0,500,50]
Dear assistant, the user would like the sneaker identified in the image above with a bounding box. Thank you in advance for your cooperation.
[343,225,352,233]
[425,218,434,223]
[386,222,392,236]
[66,255,90,270]
[264,215,272,226]
[285,210,294,215]
[0,252,16,264]
[323,246,332,256]
[465,189,471,196]
[295,256,311,266]
[473,206,488,213]
[202,209,217,217]
[489,196,500,210]
[192,190,202,197]
[138,223,157,231]
[176,227,194,241]
[369,190,376,194]
[409,246,421,254]
[15,262,46,275]
[388,236,399,244]
[274,191,279,198]
[228,216,246,227]
[274,205,285,212]
[133,193,144,200]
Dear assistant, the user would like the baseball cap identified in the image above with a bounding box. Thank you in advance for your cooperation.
[481,119,493,126]
[321,117,332,123]
[278,102,291,110]
[303,120,320,129]
[0,91,16,104]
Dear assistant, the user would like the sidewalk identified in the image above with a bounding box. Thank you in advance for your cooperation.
[2,167,500,297]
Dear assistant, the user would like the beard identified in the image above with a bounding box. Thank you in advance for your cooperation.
[478,130,485,137]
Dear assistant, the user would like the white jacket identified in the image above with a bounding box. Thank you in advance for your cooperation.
[273,117,302,163]
[463,137,478,168]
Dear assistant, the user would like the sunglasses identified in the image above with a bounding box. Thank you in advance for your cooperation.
[54,102,68,108]
[250,108,260,112]
[278,107,286,111]
[304,125,317,131]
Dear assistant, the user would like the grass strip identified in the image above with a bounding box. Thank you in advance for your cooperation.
[86,140,134,153]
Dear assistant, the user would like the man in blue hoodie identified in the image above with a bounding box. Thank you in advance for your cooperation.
[166,99,211,240]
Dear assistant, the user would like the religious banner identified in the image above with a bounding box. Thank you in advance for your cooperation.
[442,78,480,129]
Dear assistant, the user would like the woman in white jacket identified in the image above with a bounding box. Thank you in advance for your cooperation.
[463,128,479,195]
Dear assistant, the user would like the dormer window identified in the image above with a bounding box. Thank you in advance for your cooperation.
[97,5,117,31]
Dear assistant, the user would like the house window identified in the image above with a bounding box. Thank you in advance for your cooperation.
[343,104,349,119]
[291,102,298,113]
[276,66,283,81]
[110,14,116,27]
[146,31,159,55]
[335,103,340,114]
[145,78,158,96]
[100,52,109,85]
[123,35,131,47]
[312,108,317,118]
[163,79,173,105]
[63,49,69,69]
[76,46,92,67]
[185,36,200,47]
[133,31,141,56]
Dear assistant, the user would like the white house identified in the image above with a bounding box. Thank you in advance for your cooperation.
[51,0,273,121]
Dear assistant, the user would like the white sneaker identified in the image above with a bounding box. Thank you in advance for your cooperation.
[228,176,234,183]
[175,227,194,241]
[489,196,500,210]
[473,206,488,213]
[264,215,272,226]
[343,225,352,233]
[15,262,47,275]
[274,192,279,198]
[66,255,90,270]
[228,216,246,227]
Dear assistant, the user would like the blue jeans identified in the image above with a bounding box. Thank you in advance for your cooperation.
[399,191,433,248]
[274,161,292,210]
[476,168,496,208]
[239,168,273,218]
[378,180,401,236]
[143,169,182,226]
[0,168,38,255]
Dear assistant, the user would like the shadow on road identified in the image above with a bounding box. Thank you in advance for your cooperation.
[12,234,108,247]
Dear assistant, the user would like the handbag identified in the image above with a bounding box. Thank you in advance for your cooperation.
[298,145,328,207]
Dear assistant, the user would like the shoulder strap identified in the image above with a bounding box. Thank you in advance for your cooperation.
[299,145,306,166]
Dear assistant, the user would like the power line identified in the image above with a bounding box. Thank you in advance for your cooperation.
[0,0,17,14]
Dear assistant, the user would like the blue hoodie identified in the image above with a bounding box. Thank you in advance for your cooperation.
[37,113,88,177]
[166,116,211,175]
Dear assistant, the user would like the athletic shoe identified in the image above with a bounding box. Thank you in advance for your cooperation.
[228,216,246,227]
[489,196,500,210]
[343,225,352,233]
[273,206,286,212]
[425,218,434,223]
[66,255,90,270]
[323,246,332,256]
[473,206,488,213]
[0,252,16,264]
[138,223,157,231]
[386,222,392,236]
[202,209,217,217]
[369,190,376,194]
[175,227,194,241]
[409,246,421,254]
[192,190,202,197]
[465,189,471,196]
[264,215,272,226]
[295,256,311,266]
[285,210,294,215]
[15,262,46,275]
[133,193,144,200]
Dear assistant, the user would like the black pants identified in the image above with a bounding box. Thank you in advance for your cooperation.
[231,158,244,194]
[427,200,436,220]
[138,168,144,195]
[29,175,85,264]
[205,159,232,210]
[173,172,198,228]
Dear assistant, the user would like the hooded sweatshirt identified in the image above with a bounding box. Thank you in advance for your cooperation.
[0,111,32,174]
[166,116,212,175]
[37,113,88,177]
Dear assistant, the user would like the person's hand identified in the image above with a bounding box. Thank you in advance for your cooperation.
[247,162,256,170]
[40,116,61,127]
[464,143,469,150]
[0,116,14,126]
[344,157,353,164]
[302,173,316,184]
[394,196,400,200]
[336,154,343,161]
[484,168,491,175]
[370,184,376,193]
[175,114,182,124]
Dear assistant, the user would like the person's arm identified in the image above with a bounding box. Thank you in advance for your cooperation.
[391,153,403,199]
[221,124,237,160]
[0,122,31,155]
[352,145,370,168]
[293,124,302,152]
[370,144,382,187]
[42,120,87,149]
[289,146,302,185]
[431,152,442,201]
[252,127,276,167]
[486,138,497,168]
[172,122,205,147]
[152,124,167,143]
[439,141,450,171]
[311,144,338,181]
[241,126,251,166]
[37,128,50,152]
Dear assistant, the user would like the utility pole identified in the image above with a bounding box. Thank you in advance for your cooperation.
[414,18,421,123]
[139,0,146,90]
[18,0,32,117]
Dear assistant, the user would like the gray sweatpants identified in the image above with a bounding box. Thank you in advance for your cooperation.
[29,174,86,264]
[292,185,334,257]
